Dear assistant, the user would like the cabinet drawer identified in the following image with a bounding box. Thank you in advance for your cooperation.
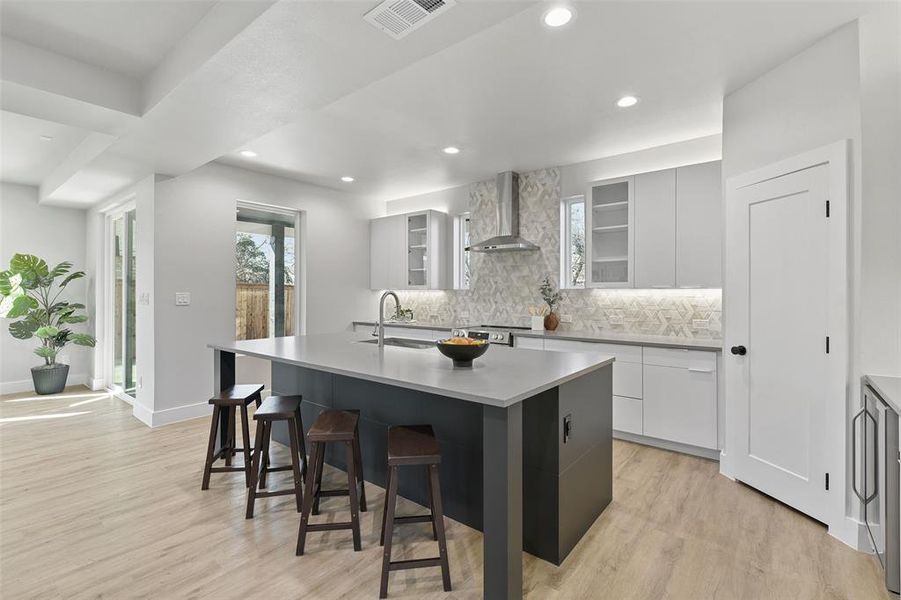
[515,336,544,350]
[543,339,642,363]
[643,364,717,449]
[642,346,716,371]
[613,396,642,435]
[614,361,642,399]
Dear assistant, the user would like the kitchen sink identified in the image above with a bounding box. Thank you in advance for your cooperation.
[358,337,435,350]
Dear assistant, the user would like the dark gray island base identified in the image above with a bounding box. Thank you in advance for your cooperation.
[210,334,613,600]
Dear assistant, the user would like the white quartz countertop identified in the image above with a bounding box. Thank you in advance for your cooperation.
[209,333,614,408]
[865,375,901,415]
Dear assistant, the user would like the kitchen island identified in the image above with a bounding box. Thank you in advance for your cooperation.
[209,332,614,600]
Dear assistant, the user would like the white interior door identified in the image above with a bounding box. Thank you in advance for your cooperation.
[727,162,834,523]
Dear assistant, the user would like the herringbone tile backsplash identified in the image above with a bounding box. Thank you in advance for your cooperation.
[397,167,722,340]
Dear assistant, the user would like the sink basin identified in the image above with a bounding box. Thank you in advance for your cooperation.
[358,337,435,350]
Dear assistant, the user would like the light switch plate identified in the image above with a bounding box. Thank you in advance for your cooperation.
[139,292,151,306]
[175,292,191,306]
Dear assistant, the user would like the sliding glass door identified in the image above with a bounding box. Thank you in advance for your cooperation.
[235,204,297,340]
[110,208,136,398]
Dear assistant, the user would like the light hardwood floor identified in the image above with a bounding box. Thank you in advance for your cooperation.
[0,386,889,600]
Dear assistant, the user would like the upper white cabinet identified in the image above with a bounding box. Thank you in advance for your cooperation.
[370,210,448,290]
[587,160,721,289]
[634,169,676,288]
[675,161,722,288]
[370,215,406,290]
[585,176,634,288]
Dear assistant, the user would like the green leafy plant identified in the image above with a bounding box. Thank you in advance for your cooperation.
[539,275,563,314]
[0,254,96,367]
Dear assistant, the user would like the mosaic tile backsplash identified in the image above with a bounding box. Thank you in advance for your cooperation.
[397,167,722,340]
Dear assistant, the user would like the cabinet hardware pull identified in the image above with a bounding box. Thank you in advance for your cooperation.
[687,368,714,373]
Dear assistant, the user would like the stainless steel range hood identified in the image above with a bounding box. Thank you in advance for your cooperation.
[467,171,540,252]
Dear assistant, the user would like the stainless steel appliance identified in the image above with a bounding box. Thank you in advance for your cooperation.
[466,172,540,252]
[451,325,530,346]
[853,379,900,593]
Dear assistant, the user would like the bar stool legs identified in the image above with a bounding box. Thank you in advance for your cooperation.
[245,396,307,519]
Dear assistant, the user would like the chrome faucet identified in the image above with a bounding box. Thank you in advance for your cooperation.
[377,290,400,347]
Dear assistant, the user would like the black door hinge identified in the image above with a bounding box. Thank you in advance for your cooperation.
[826,336,830,354]
[826,200,830,217]
[825,472,830,490]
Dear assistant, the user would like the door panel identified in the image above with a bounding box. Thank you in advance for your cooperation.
[676,161,722,288]
[644,364,717,449]
[730,163,830,523]
[634,169,676,288]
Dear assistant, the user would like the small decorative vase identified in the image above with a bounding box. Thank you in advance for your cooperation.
[530,316,545,331]
[31,363,70,395]
[544,312,560,331]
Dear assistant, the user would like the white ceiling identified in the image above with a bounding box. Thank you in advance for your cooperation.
[0,110,89,186]
[0,1,216,78]
[0,0,881,207]
[214,1,872,201]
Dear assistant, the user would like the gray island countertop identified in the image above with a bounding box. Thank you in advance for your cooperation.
[209,332,614,408]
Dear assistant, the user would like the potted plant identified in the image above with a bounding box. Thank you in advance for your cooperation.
[539,275,563,331]
[0,254,96,395]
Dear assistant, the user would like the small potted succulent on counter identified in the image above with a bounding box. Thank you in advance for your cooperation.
[0,254,96,395]
[539,275,563,331]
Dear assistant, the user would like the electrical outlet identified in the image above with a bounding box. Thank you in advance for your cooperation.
[693,319,710,330]
[560,314,573,323]
[139,292,150,306]
[609,315,624,325]
[175,292,191,306]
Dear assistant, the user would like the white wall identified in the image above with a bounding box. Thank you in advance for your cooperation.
[0,183,89,393]
[143,162,377,425]
[721,14,901,546]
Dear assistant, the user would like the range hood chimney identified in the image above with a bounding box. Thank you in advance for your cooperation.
[467,171,540,252]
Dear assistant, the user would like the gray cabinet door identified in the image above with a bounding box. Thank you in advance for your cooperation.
[676,161,722,288]
[634,169,676,288]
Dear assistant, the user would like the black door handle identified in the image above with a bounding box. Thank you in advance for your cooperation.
[731,345,747,356]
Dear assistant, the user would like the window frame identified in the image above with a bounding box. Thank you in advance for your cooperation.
[561,195,586,289]
[453,211,471,290]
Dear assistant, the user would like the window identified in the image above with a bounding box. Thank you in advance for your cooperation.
[235,203,298,340]
[454,212,471,289]
[108,206,137,398]
[562,196,585,288]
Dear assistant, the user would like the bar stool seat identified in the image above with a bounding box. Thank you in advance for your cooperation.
[296,409,368,555]
[379,424,451,598]
[201,383,263,490]
[245,395,307,519]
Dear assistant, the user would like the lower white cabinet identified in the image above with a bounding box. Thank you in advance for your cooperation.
[643,360,717,449]
[613,396,643,435]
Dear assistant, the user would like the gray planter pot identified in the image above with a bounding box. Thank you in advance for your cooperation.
[31,363,70,395]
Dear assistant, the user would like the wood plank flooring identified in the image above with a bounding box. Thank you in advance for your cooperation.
[0,386,889,599]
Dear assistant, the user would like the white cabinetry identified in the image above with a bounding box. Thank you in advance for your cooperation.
[642,348,717,449]
[370,210,448,290]
[583,160,721,290]
[585,177,634,288]
[675,161,722,288]
[634,169,676,288]
[370,215,406,290]
[539,337,719,453]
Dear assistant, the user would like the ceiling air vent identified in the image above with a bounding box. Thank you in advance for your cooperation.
[364,0,456,40]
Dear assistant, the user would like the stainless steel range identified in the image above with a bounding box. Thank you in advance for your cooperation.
[451,324,531,346]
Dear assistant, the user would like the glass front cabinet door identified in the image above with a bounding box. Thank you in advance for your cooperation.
[585,176,635,288]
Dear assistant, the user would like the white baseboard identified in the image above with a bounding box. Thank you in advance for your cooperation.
[87,377,106,391]
[0,372,88,396]
[132,401,212,428]
[614,430,721,461]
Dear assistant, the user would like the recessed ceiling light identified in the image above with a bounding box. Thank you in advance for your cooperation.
[616,95,639,108]
[239,150,257,158]
[543,6,572,27]
[442,146,460,155]
[341,176,355,183]
[40,135,54,142]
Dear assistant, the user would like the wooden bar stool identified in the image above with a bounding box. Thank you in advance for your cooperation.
[245,395,307,518]
[201,384,263,490]
[296,409,367,555]
[379,425,451,598]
